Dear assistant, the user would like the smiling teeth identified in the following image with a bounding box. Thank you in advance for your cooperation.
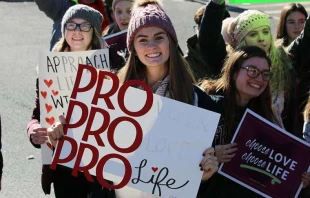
[250,83,261,89]
[147,53,160,58]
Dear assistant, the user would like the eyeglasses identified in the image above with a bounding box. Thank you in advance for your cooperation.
[240,65,272,81]
[65,22,93,32]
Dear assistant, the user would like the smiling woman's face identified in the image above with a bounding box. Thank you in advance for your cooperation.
[134,27,170,69]
[235,56,270,105]
[64,18,93,52]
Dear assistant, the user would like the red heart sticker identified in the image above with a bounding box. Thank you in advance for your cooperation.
[52,90,59,96]
[45,103,53,113]
[46,142,53,150]
[40,91,47,99]
[152,167,158,172]
[44,79,53,88]
[45,117,55,125]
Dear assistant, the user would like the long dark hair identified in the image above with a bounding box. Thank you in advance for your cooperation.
[275,3,308,47]
[118,34,195,104]
[201,46,279,140]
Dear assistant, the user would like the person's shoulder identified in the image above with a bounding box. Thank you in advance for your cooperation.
[193,84,224,113]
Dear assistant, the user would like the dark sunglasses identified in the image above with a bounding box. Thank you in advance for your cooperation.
[240,65,272,81]
[65,22,93,32]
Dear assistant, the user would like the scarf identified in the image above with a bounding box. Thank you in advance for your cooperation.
[150,75,171,98]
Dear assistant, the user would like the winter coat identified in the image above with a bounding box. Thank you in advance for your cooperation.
[288,15,310,138]
[198,1,227,74]
[27,78,116,197]
[198,1,300,138]
[35,0,75,51]
[197,102,264,198]
[184,34,219,81]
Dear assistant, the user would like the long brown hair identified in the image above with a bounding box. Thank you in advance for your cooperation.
[275,3,308,47]
[304,97,310,121]
[53,28,102,52]
[201,46,279,139]
[118,34,195,104]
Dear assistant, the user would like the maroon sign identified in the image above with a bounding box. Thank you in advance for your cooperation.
[104,30,127,72]
[218,109,310,198]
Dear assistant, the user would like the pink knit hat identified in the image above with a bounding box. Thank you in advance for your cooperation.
[126,0,178,51]
[221,10,271,46]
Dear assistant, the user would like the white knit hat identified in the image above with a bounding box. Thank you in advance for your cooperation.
[221,10,271,46]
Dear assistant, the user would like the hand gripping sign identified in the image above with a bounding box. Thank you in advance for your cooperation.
[50,64,221,197]
[218,109,310,198]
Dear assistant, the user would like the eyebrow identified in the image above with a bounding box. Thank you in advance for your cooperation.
[136,31,166,38]
[287,18,305,21]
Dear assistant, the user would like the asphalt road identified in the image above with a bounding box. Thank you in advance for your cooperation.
[0,0,309,197]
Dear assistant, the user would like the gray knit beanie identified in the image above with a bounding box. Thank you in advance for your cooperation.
[61,4,103,36]
[127,0,177,51]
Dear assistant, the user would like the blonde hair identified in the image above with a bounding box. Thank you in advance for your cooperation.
[304,97,310,121]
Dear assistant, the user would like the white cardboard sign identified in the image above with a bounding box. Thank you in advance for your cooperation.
[38,49,110,164]
[51,65,221,198]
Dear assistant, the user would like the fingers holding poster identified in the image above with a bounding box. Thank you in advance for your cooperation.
[218,109,310,198]
[51,64,221,198]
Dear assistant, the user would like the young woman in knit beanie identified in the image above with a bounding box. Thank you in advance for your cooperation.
[27,4,116,198]
[52,4,104,52]
[198,0,301,137]
[47,0,221,197]
[199,46,310,197]
[118,0,220,196]
[102,0,134,36]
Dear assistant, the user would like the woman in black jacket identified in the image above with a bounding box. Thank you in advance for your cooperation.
[198,0,301,139]
[199,46,310,197]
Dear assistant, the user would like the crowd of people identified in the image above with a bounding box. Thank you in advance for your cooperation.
[20,0,310,197]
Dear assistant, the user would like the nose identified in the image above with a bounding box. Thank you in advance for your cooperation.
[73,25,82,32]
[120,13,129,20]
[295,22,303,29]
[257,73,265,81]
[147,39,156,50]
[258,32,264,42]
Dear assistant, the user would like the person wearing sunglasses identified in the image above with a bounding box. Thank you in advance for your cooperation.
[198,46,310,197]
